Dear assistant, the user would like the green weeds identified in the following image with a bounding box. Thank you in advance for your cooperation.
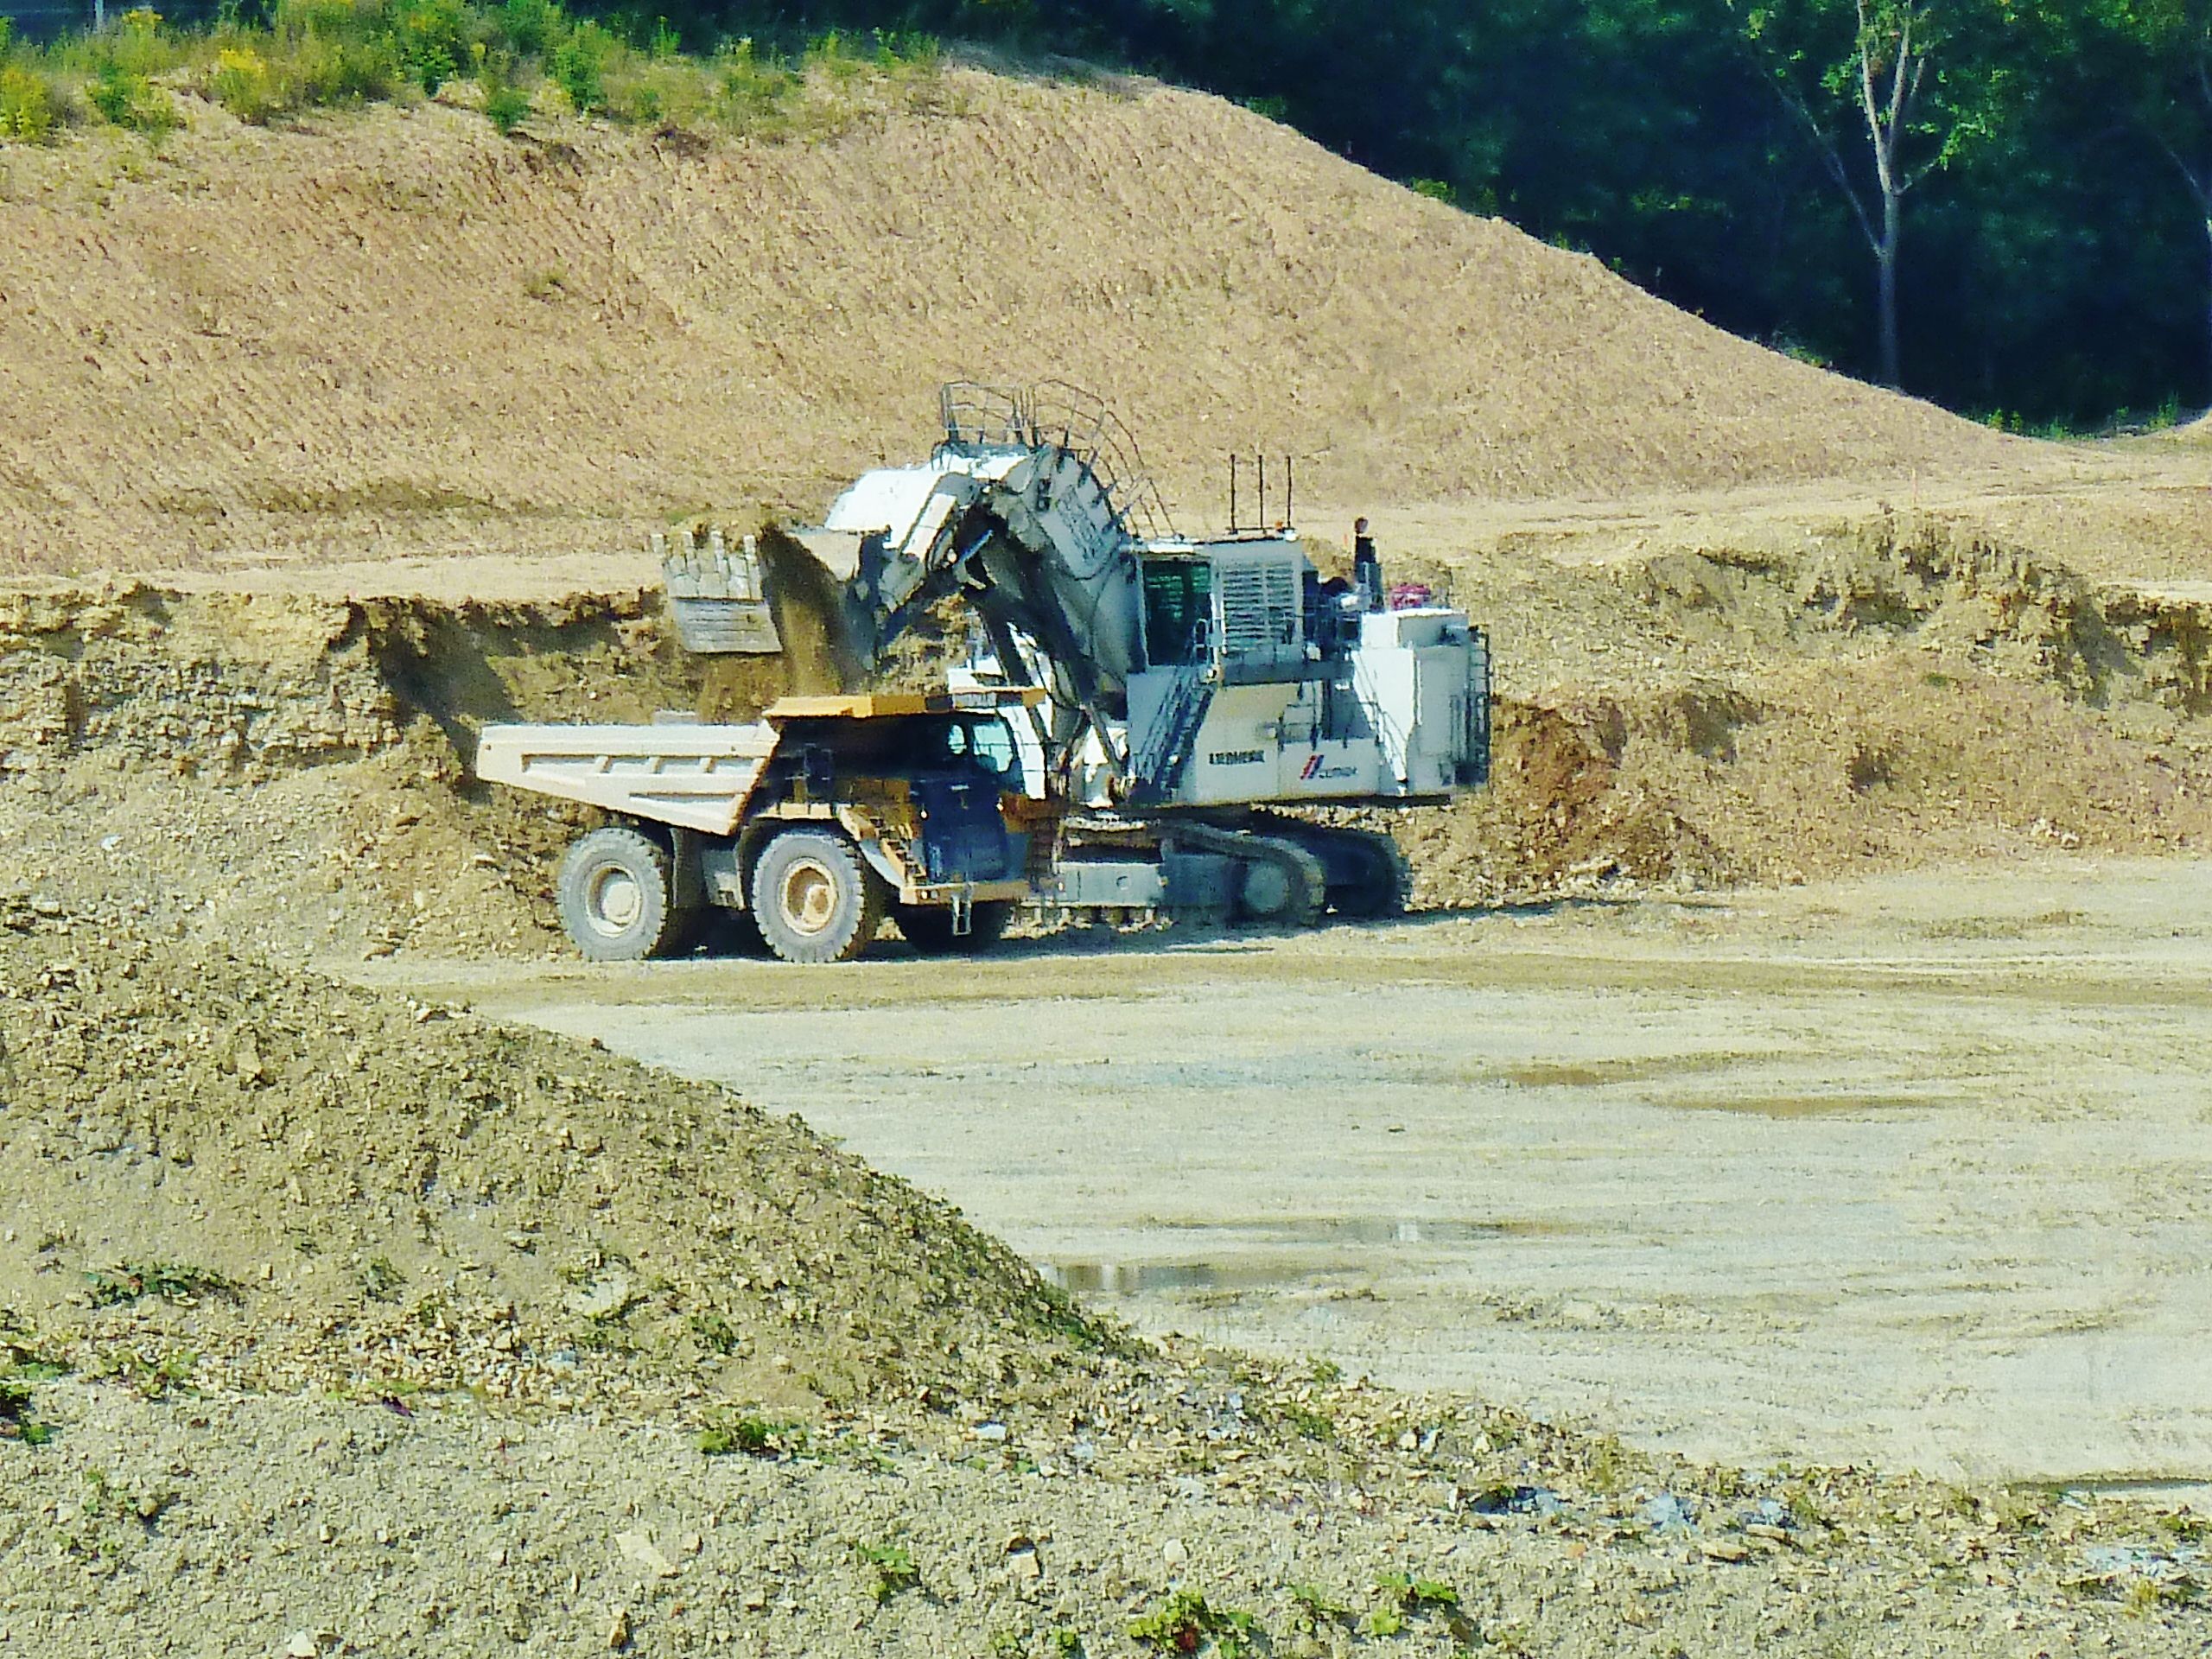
[0,3,949,149]
[86,1344,199,1399]
[1287,1582,1351,1630]
[855,1539,919,1604]
[1128,1589,1256,1655]
[84,1261,238,1307]
[359,1255,405,1303]
[696,1411,801,1459]
[0,1376,54,1446]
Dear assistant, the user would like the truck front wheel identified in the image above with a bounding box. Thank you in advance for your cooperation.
[556,826,690,961]
[750,829,887,964]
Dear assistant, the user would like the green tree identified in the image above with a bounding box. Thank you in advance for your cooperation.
[1728,0,2021,388]
[2093,1,2212,395]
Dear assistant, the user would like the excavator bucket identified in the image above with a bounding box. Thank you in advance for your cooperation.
[658,527,782,655]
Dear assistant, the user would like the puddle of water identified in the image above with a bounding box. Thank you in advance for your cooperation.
[1657,1092,1937,1119]
[1153,1217,1580,1245]
[1503,1054,1746,1089]
[1040,1217,1582,1297]
[1037,1261,1321,1295]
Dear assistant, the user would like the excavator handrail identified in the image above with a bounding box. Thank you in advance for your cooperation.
[938,380,1174,542]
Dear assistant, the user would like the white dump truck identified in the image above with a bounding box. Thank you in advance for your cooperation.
[475,689,1056,963]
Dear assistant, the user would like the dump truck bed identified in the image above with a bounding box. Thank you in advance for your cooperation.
[474,721,779,837]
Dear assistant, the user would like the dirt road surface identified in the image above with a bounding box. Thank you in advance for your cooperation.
[384,859,2212,1493]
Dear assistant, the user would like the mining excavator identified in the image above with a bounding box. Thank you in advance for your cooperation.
[476,383,1491,962]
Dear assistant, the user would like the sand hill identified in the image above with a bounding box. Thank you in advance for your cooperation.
[0,67,2016,576]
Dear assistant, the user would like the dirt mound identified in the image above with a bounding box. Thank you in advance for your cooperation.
[1383,515,2212,905]
[0,893,1105,1411]
[0,72,2014,577]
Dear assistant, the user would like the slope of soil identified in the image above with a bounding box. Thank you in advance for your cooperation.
[0,893,1102,1412]
[0,70,2016,576]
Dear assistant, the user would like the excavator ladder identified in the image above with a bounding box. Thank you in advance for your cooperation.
[1127,663,1215,806]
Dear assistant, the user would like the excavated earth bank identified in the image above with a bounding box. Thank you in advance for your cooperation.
[5,511,2212,958]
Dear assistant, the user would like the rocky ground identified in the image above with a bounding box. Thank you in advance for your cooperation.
[1,900,2206,1656]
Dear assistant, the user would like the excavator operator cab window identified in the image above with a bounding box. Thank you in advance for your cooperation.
[1141,557,1212,669]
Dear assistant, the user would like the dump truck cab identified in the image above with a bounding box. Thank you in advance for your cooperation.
[474,690,1054,963]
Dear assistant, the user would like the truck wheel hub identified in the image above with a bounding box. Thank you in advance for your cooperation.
[587,866,643,931]
[780,861,837,934]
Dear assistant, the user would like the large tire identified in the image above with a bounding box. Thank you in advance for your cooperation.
[749,829,887,964]
[556,825,690,962]
[894,899,1014,956]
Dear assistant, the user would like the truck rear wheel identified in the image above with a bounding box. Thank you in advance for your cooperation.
[894,899,1014,955]
[750,829,887,964]
[556,826,690,962]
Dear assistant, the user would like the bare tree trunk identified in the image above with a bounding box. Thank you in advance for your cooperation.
[1857,1,1923,390]
[2203,213,2212,404]
[1878,186,1903,389]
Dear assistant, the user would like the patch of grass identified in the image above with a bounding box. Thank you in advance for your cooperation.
[85,1261,238,1308]
[855,1539,919,1604]
[1584,1433,1634,1494]
[1128,1589,1257,1655]
[696,1411,800,1458]
[1358,1603,1406,1637]
[1050,1630,1083,1657]
[522,264,569,300]
[2158,1509,2209,1544]
[0,1376,54,1445]
[359,1255,405,1303]
[1274,1401,1336,1442]
[687,1307,741,1353]
[87,1344,198,1400]
[1287,1583,1351,1630]
[1374,1569,1459,1610]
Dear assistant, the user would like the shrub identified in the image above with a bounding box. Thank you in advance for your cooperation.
[208,44,279,123]
[391,0,470,94]
[550,19,613,113]
[498,0,563,58]
[291,35,401,106]
[482,77,531,132]
[92,63,179,136]
[711,38,793,132]
[0,66,60,143]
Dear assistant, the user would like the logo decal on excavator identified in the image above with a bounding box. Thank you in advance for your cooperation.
[1300,753,1356,781]
[1208,749,1265,766]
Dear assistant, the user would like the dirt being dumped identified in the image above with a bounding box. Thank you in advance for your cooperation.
[6,507,2212,959]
